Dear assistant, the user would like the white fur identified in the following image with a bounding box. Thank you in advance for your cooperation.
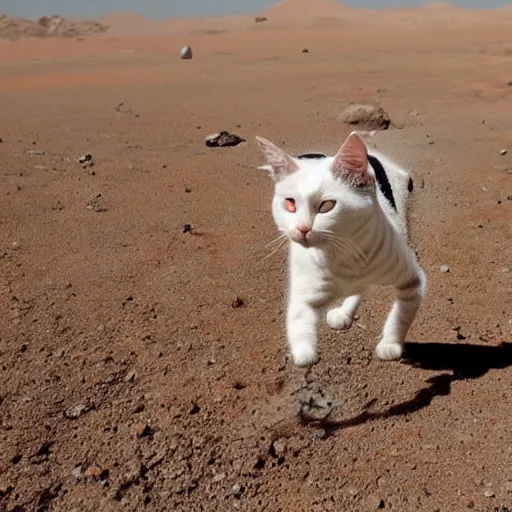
[257,132,426,367]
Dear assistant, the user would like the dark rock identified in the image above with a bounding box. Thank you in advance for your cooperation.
[302,48,309,53]
[77,153,93,167]
[231,296,245,308]
[182,223,192,234]
[205,131,244,148]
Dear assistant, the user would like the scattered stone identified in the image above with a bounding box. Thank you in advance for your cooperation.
[205,131,245,148]
[270,439,287,457]
[233,381,246,391]
[124,370,136,383]
[11,241,20,250]
[185,187,192,193]
[189,403,200,415]
[77,153,93,167]
[64,403,92,419]
[182,223,192,234]
[484,490,495,498]
[133,423,153,438]
[453,326,466,341]
[340,103,391,130]
[85,465,102,480]
[440,265,450,273]
[298,386,334,421]
[232,483,245,498]
[255,16,267,23]
[180,45,192,60]
[302,48,309,53]
[85,193,107,212]
[500,149,508,156]
[115,101,132,113]
[231,296,245,308]
[25,148,44,156]
[72,466,83,480]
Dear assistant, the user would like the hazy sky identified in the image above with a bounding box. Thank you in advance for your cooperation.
[1,0,510,20]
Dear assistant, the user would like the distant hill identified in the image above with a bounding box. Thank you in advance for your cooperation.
[0,13,109,40]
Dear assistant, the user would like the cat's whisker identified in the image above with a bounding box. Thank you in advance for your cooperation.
[261,238,288,262]
[265,233,286,248]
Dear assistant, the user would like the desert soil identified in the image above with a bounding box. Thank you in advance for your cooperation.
[1,2,512,511]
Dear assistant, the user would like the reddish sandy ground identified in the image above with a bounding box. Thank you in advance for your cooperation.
[1,2,512,511]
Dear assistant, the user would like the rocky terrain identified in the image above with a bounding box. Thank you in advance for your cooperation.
[0,1,511,511]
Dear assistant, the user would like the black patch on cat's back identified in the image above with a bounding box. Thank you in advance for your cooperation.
[296,151,404,210]
[368,154,397,211]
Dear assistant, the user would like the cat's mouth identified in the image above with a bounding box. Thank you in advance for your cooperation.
[289,231,323,248]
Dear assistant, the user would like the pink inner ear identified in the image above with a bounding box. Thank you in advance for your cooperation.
[256,136,298,179]
[333,132,370,184]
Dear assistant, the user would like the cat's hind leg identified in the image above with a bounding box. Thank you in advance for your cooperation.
[326,293,363,330]
[375,268,426,360]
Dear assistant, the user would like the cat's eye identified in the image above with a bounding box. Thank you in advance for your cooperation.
[285,198,296,213]
[318,200,336,213]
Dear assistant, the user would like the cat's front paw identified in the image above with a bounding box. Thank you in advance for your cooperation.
[291,343,318,367]
[375,340,403,361]
[326,308,354,330]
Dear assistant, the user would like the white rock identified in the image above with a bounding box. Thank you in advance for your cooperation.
[180,45,192,60]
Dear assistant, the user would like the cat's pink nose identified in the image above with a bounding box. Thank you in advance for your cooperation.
[297,225,312,236]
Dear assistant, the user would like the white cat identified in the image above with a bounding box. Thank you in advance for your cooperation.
[256,131,426,366]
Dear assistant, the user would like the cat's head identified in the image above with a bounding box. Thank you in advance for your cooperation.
[256,131,377,247]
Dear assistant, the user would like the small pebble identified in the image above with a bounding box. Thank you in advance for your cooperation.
[182,223,192,234]
[483,490,495,498]
[500,149,507,156]
[85,465,102,479]
[232,483,244,497]
[72,466,83,479]
[124,370,136,383]
[440,265,450,273]
[78,154,93,167]
[26,149,44,156]
[133,423,153,438]
[64,403,90,419]
[180,45,193,60]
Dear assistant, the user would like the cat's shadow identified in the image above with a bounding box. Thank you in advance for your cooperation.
[299,341,512,435]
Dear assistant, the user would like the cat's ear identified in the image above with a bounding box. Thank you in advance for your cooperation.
[256,136,299,181]
[332,131,371,186]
